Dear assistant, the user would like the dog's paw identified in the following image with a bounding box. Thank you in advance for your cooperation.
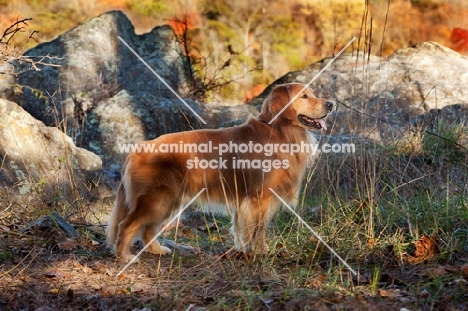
[146,245,172,255]
[118,253,139,264]
[160,245,172,255]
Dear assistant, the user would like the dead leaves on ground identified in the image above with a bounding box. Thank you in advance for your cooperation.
[57,238,79,251]
[407,234,440,264]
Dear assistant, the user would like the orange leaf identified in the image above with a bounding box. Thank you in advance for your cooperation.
[378,288,402,298]
[49,288,59,295]
[307,274,326,289]
[408,235,439,263]
[57,239,79,251]
[309,235,318,243]
[210,235,222,241]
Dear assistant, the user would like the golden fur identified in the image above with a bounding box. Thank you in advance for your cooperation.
[106,83,333,262]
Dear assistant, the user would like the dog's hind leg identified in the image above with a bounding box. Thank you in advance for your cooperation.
[115,189,175,263]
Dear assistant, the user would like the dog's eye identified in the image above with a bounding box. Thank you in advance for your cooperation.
[301,94,308,99]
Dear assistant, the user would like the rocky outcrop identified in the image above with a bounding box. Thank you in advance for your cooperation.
[0,98,103,202]
[251,42,468,142]
[4,10,255,173]
[15,10,195,119]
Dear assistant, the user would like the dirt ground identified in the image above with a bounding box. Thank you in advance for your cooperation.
[1,210,467,311]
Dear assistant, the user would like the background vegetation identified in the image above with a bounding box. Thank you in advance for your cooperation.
[2,0,468,102]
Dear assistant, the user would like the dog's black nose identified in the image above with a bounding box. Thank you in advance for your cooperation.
[326,101,334,111]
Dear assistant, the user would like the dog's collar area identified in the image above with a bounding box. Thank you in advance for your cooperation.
[298,114,327,130]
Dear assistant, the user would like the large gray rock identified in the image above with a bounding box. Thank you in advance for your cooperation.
[14,10,195,116]
[0,98,103,202]
[251,42,468,142]
[6,10,256,173]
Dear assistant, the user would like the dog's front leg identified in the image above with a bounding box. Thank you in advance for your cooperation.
[231,197,270,254]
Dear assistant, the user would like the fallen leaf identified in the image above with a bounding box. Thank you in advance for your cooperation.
[210,235,222,241]
[407,235,439,263]
[307,274,326,289]
[115,288,129,295]
[309,235,318,243]
[415,235,439,257]
[49,288,59,295]
[378,288,402,298]
[57,238,79,251]
[355,294,365,301]
[181,227,194,238]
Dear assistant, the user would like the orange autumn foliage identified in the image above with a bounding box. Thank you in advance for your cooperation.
[450,28,468,54]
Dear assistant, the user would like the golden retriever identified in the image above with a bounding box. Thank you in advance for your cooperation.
[106,83,333,262]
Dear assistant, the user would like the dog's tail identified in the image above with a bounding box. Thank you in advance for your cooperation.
[106,183,128,250]
[106,159,134,250]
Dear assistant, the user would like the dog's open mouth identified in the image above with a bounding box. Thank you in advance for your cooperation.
[298,114,328,130]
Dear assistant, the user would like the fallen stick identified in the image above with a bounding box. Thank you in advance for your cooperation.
[160,239,201,254]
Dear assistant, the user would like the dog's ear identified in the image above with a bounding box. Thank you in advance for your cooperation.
[264,84,291,114]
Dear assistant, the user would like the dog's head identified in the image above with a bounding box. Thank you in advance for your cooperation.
[260,83,333,131]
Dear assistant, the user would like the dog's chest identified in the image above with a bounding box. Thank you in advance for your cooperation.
[306,131,319,167]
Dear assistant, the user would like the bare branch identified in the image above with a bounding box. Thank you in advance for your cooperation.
[1,18,33,45]
[10,55,63,75]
